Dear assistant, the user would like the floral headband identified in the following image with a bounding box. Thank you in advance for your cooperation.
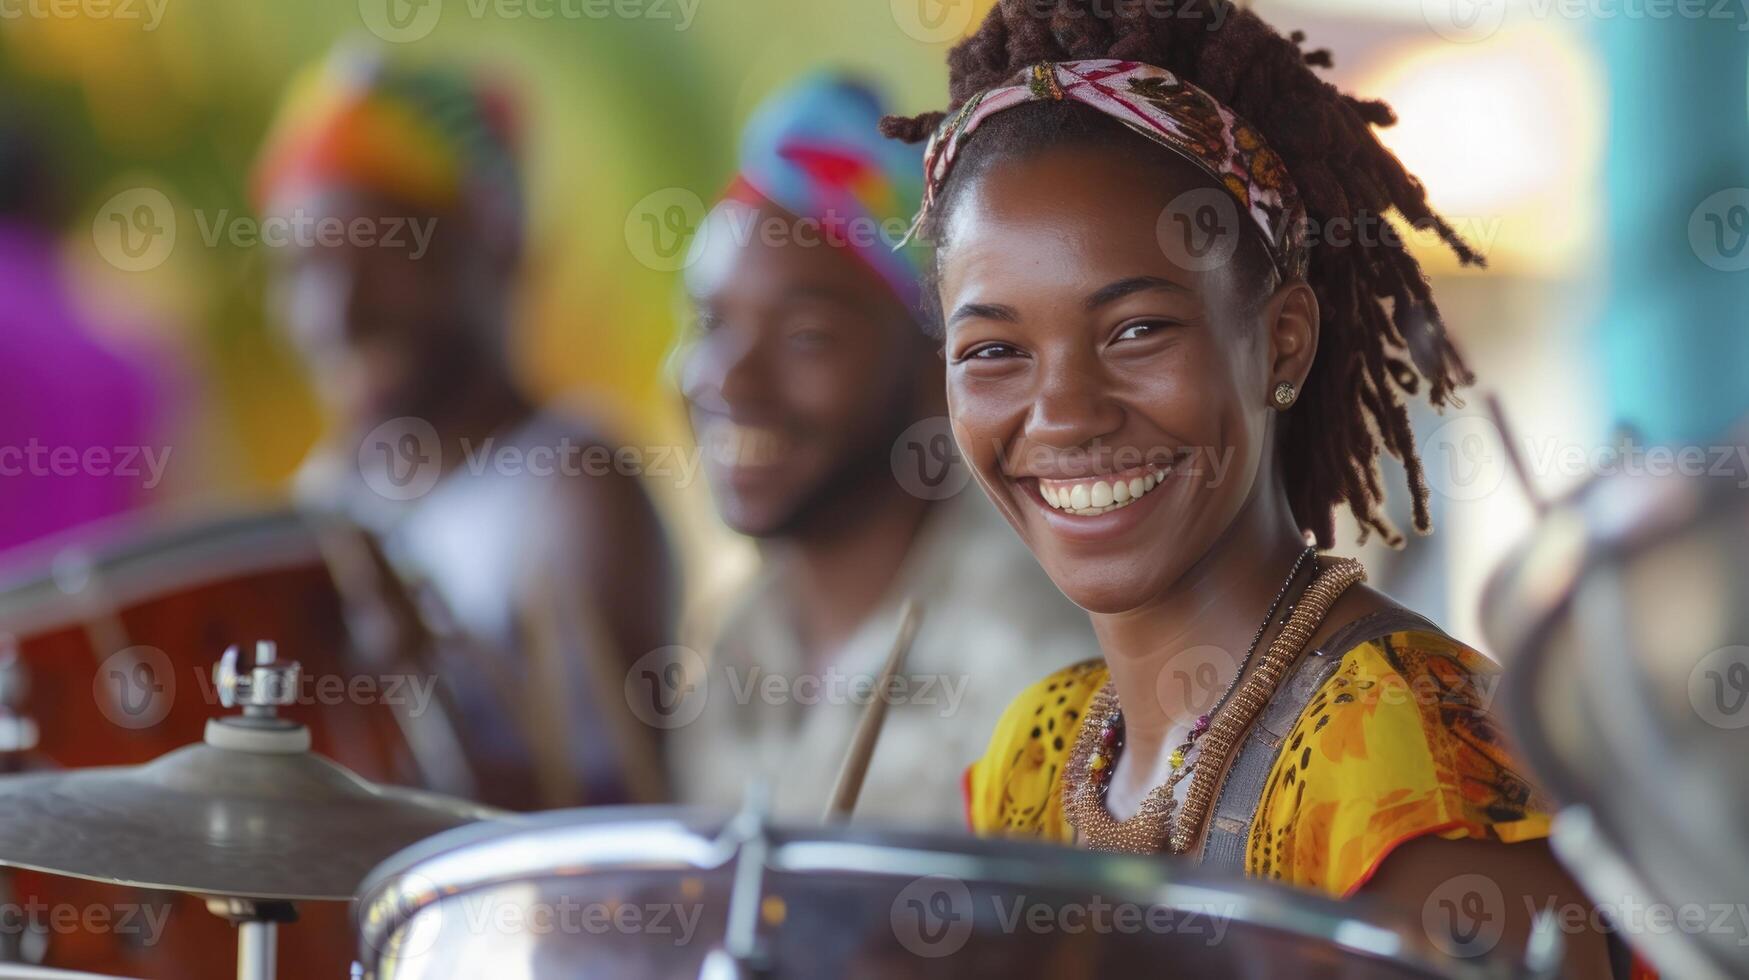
[907,59,1309,280]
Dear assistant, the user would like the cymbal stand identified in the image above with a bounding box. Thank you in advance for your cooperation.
[206,898,298,980]
[205,642,305,980]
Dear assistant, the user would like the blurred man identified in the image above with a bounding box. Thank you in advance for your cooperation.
[253,50,675,806]
[671,76,1094,828]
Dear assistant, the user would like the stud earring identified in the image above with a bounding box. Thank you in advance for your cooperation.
[1272,381,1297,409]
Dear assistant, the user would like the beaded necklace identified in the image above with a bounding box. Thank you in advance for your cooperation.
[1064,554,1365,855]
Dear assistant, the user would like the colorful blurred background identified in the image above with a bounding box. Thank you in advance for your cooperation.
[1,0,1744,647]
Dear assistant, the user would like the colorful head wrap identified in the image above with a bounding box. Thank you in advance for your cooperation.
[723,74,927,310]
[251,47,523,250]
[910,60,1309,280]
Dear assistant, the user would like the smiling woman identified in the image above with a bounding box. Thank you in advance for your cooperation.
[881,2,1626,976]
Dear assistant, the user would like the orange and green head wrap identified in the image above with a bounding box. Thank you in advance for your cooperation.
[252,47,523,250]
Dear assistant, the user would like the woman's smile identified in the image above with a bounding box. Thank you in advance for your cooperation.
[1017,459,1178,543]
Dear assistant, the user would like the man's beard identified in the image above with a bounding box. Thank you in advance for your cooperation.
[762,379,923,540]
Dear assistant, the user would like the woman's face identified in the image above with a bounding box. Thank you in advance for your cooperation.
[937,142,1314,614]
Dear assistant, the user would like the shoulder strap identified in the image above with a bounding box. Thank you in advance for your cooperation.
[1197,608,1441,873]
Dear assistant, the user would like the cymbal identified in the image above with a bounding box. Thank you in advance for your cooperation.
[0,966,145,980]
[0,736,506,901]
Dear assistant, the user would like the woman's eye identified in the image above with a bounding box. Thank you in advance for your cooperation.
[1113,320,1175,343]
[959,342,1022,362]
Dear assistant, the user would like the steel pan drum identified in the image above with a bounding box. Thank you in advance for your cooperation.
[1483,458,1749,980]
[356,807,1529,979]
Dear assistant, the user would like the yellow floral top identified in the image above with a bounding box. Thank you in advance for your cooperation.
[964,629,1552,898]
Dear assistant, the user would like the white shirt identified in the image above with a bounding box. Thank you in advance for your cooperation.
[673,487,1097,829]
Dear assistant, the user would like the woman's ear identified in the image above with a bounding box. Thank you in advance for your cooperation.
[1264,280,1319,397]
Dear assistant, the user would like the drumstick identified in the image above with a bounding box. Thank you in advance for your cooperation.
[1485,391,1547,514]
[823,599,924,822]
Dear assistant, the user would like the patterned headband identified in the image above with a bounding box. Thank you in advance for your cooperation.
[909,59,1308,280]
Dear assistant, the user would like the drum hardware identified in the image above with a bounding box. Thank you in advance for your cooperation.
[0,641,505,980]
[822,599,922,822]
[0,508,548,979]
[205,899,296,980]
[45,550,133,723]
[0,639,39,757]
[47,548,131,662]
[715,789,775,979]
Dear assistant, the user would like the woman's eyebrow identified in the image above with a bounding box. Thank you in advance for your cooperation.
[947,301,1020,326]
[1084,275,1189,311]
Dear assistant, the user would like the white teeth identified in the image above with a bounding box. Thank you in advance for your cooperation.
[1037,465,1169,517]
[706,422,785,467]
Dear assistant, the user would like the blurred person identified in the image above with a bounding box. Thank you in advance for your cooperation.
[672,75,1095,828]
[252,49,676,806]
[881,3,1619,974]
[0,113,172,556]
